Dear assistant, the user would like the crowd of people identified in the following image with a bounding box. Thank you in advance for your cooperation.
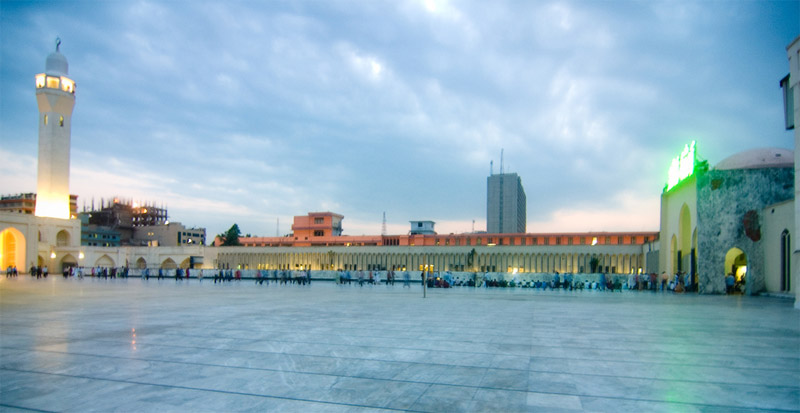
[5,265,19,277]
[333,269,411,287]
[6,264,717,294]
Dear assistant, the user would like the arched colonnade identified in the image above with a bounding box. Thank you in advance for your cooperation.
[217,250,645,274]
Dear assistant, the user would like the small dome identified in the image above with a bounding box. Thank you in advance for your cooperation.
[45,51,68,76]
[715,147,794,170]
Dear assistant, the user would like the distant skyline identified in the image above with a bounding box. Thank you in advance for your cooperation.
[1,1,797,238]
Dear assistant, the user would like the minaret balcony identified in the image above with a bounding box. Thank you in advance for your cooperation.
[35,73,75,94]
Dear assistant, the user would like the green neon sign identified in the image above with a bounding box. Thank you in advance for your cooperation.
[666,140,696,191]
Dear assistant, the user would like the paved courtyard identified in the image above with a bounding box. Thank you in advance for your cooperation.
[1,276,798,412]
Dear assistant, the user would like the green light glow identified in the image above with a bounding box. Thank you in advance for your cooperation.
[666,141,696,191]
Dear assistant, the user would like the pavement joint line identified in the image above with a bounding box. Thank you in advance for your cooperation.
[4,332,535,365]
[407,382,433,409]
[6,328,797,368]
[0,367,423,413]
[4,345,798,391]
[4,325,800,370]
[4,366,795,413]
[0,403,57,413]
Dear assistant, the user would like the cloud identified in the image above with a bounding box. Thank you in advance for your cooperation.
[530,190,660,232]
[1,0,796,240]
[0,150,36,194]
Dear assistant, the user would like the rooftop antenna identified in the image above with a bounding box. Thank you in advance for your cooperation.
[490,160,493,176]
[381,212,387,236]
[500,148,504,175]
[472,219,475,233]
[276,218,280,236]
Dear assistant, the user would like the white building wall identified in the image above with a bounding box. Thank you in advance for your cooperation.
[762,200,795,293]
[659,174,698,277]
[787,36,800,309]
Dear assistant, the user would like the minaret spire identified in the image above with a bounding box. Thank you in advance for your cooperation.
[34,38,76,219]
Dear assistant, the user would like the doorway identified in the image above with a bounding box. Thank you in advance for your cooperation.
[724,248,747,294]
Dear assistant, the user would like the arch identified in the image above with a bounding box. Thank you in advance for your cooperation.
[136,257,147,269]
[95,254,115,268]
[161,258,177,269]
[670,235,678,274]
[780,229,791,292]
[56,230,70,247]
[0,227,26,270]
[724,248,747,293]
[679,203,692,273]
[60,254,77,271]
[180,257,191,268]
[690,227,698,287]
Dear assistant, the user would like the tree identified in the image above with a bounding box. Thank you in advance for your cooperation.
[590,256,599,273]
[218,224,242,246]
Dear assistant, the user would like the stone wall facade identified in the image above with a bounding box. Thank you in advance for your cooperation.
[696,167,794,294]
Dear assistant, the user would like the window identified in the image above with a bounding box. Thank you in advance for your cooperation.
[314,217,324,224]
[59,116,64,127]
[61,78,74,93]
[313,230,324,237]
[46,76,59,89]
[44,115,48,125]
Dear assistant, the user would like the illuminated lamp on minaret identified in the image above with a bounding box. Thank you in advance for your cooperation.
[34,38,75,219]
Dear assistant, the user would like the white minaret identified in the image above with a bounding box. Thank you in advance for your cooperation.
[35,38,75,219]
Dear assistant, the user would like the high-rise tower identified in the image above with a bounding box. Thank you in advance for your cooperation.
[486,172,526,234]
[34,38,75,219]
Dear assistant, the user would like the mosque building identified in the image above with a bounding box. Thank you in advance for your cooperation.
[659,141,795,296]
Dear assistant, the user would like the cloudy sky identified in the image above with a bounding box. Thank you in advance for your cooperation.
[1,1,797,238]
